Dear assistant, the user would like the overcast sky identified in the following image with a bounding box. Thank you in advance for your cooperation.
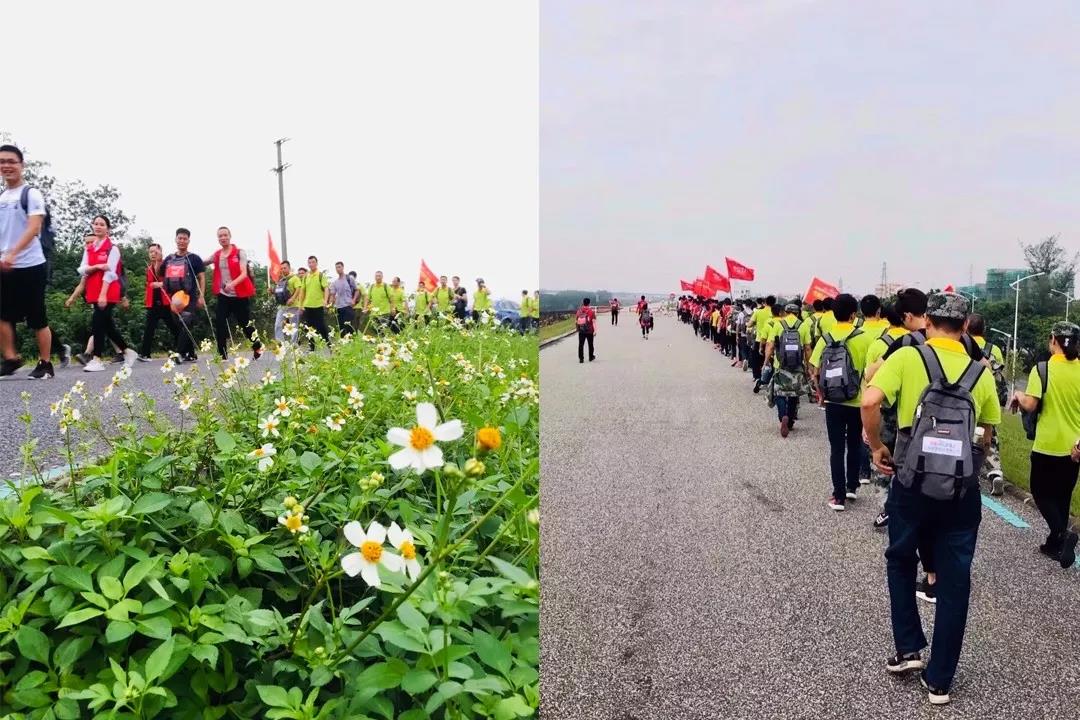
[541,0,1080,296]
[6,1,537,299]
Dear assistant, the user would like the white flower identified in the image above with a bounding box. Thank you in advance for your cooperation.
[248,444,277,472]
[372,354,391,370]
[260,415,281,438]
[273,343,289,361]
[386,403,463,473]
[71,381,86,396]
[161,359,175,374]
[262,371,277,387]
[70,408,81,422]
[199,339,214,354]
[49,401,61,416]
[178,395,194,411]
[325,415,344,432]
[348,392,365,410]
[233,356,250,371]
[273,397,291,416]
[102,384,114,399]
[120,392,134,407]
[340,521,403,588]
[402,390,418,402]
[387,522,422,580]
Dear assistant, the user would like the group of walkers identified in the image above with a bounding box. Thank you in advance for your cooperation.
[573,295,654,363]
[678,287,1080,705]
[0,143,539,380]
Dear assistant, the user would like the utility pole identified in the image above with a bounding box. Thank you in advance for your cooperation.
[272,138,291,262]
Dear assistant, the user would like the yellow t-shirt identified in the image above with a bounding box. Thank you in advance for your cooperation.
[865,327,909,373]
[870,337,1002,430]
[368,283,394,315]
[434,286,453,312]
[861,318,889,335]
[414,291,432,316]
[474,288,491,311]
[301,271,328,309]
[285,275,303,309]
[768,314,813,368]
[1026,354,1080,456]
[972,336,1006,366]
[530,296,540,318]
[809,322,877,407]
[711,310,721,328]
[819,310,837,337]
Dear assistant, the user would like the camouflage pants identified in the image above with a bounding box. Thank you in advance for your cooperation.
[767,368,808,408]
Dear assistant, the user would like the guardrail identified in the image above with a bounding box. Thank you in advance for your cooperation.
[539,307,612,325]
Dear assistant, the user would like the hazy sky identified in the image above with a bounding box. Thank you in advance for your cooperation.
[541,1,1080,296]
[7,1,538,299]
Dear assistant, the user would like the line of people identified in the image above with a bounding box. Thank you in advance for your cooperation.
[678,288,1080,706]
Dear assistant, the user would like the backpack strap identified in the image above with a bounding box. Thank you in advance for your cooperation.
[19,185,30,213]
[914,345,947,386]
[822,331,836,347]
[957,356,986,392]
[1038,361,1049,400]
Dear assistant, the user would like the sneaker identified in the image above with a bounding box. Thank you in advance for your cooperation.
[920,673,950,705]
[28,360,54,379]
[846,489,857,501]
[74,352,91,366]
[59,344,72,369]
[1059,531,1078,569]
[916,577,937,604]
[83,358,107,372]
[110,353,125,364]
[989,472,1005,496]
[873,511,889,529]
[886,652,925,674]
[859,476,871,485]
[0,357,24,377]
[253,347,264,360]
[123,348,138,368]
[780,416,789,438]
[753,381,761,394]
[136,355,153,363]
[828,497,845,511]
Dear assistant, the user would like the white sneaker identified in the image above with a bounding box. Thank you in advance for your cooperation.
[123,348,138,368]
[84,358,106,372]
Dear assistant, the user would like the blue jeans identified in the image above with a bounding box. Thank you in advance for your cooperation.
[885,479,981,691]
[825,404,863,502]
[775,396,799,422]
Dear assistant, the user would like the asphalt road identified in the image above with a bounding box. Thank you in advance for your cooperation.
[539,316,1080,719]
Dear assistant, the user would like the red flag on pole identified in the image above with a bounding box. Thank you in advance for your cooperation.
[419,259,438,292]
[680,280,694,291]
[704,265,731,293]
[725,257,755,282]
[943,284,955,293]
[803,277,841,304]
[267,231,283,283]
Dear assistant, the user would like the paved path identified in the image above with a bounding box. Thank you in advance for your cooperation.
[540,316,1080,719]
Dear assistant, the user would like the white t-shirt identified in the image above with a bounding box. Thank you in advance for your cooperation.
[0,185,47,269]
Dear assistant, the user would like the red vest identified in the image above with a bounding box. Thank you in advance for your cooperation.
[211,246,255,298]
[145,264,169,307]
[84,238,122,305]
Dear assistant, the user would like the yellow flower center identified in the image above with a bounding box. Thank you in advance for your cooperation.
[400,540,416,561]
[410,426,435,451]
[285,514,303,532]
[477,427,502,451]
[361,540,382,563]
[254,448,265,457]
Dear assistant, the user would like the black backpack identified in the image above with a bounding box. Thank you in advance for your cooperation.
[778,319,805,372]
[19,186,56,280]
[980,341,1009,407]
[819,330,863,402]
[274,276,292,305]
[1022,361,1048,441]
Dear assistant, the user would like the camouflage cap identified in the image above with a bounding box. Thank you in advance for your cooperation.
[784,303,801,313]
[926,292,969,320]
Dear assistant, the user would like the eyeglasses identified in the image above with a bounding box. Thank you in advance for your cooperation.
[0,159,22,165]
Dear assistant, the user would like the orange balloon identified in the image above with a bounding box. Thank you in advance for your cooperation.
[170,290,190,313]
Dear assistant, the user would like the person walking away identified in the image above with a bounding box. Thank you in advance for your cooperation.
[857,295,889,483]
[161,228,206,362]
[271,260,302,343]
[965,312,1008,495]
[610,297,620,325]
[530,290,541,332]
[0,144,57,379]
[473,278,491,323]
[453,286,468,321]
[1010,321,1080,568]
[207,227,261,360]
[434,276,453,318]
[348,271,369,334]
[753,296,778,393]
[137,243,180,361]
[518,290,532,334]
[809,293,875,509]
[298,256,331,348]
[576,298,597,362]
[414,281,433,325]
[764,302,812,437]
[862,292,1000,706]
[639,303,653,339]
[330,261,358,335]
[78,215,137,371]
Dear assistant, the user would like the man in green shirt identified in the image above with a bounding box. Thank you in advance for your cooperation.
[434,275,453,316]
[367,271,400,333]
[519,290,532,334]
[271,260,303,343]
[414,281,433,323]
[473,278,491,323]
[299,255,331,349]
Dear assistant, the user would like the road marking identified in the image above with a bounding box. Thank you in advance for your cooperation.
[981,494,1030,529]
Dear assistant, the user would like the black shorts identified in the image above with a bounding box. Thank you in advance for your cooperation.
[0,262,48,330]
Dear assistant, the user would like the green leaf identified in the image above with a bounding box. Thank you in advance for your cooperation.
[188,500,213,527]
[105,620,136,644]
[52,566,94,593]
[309,666,333,688]
[494,694,534,720]
[21,546,52,561]
[56,607,103,628]
[131,493,172,515]
[15,624,50,665]
[299,451,322,475]
[256,685,293,709]
[53,636,94,668]
[472,629,513,676]
[464,676,510,694]
[488,557,533,585]
[356,662,404,691]
[214,429,236,453]
[144,636,175,682]
[250,548,286,574]
[401,669,438,695]
[375,621,429,654]
[396,602,429,632]
[99,576,125,601]
[123,558,155,592]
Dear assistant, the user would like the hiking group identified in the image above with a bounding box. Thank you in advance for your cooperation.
[572,295,653,363]
[0,144,539,379]
[677,287,1080,706]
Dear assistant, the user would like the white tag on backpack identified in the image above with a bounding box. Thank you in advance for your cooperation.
[825,368,843,378]
[922,436,963,458]
[785,344,800,351]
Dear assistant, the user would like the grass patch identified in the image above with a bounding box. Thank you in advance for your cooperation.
[539,318,575,342]
[998,412,1080,517]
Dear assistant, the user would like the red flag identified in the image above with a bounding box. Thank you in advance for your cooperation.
[943,284,955,293]
[704,265,731,293]
[725,257,755,282]
[680,280,694,291]
[267,231,282,283]
[419,259,438,292]
[803,277,841,304]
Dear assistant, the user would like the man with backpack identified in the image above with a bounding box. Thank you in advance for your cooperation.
[161,228,206,362]
[137,242,180,361]
[270,260,302,343]
[299,255,331,348]
[0,144,57,379]
[810,293,876,510]
[965,312,1007,495]
[763,302,813,437]
[862,292,1000,706]
[330,261,358,335]
[610,297,620,325]
[206,227,261,360]
[576,297,597,363]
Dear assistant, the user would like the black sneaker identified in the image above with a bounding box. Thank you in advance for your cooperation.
[74,352,91,366]
[0,357,25,377]
[920,673,950,705]
[59,344,72,369]
[110,353,125,364]
[136,355,153,362]
[753,381,761,394]
[886,652,925,674]
[873,511,889,529]
[916,577,937,604]
[28,360,54,379]
[846,489,857,501]
[1059,531,1078,569]
[1039,534,1063,558]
